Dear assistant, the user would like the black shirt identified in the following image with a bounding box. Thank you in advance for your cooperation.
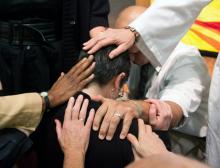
[32,91,138,168]
[0,0,62,20]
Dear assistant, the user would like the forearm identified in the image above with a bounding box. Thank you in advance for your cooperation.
[63,151,85,168]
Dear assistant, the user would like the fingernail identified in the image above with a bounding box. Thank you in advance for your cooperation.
[120,134,125,139]
[88,55,93,59]
[93,126,98,131]
[91,74,95,79]
[106,136,112,141]
[99,134,104,140]
[109,54,113,59]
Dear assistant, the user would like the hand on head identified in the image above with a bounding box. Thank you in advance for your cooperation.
[55,95,95,156]
[83,28,136,59]
[83,6,147,62]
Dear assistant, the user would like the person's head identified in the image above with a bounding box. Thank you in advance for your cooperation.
[80,45,130,99]
[115,6,149,66]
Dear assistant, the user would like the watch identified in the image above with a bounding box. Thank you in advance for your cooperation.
[40,91,50,112]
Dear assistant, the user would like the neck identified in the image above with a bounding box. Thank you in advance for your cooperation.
[82,83,108,98]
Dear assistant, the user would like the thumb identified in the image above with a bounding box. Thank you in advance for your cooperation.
[55,119,62,142]
[91,94,106,102]
[132,147,141,161]
[127,133,139,149]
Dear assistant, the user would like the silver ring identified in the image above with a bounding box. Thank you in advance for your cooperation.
[114,112,122,119]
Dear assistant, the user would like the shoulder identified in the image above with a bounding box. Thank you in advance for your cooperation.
[170,42,207,70]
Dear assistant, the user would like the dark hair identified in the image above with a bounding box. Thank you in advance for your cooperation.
[80,45,130,86]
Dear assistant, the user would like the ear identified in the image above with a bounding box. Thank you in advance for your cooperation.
[114,72,126,90]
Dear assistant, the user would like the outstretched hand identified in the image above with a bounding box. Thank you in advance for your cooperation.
[48,55,95,108]
[127,119,168,160]
[55,95,95,156]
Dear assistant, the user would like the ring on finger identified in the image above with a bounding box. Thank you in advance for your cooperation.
[79,118,84,122]
[114,112,122,119]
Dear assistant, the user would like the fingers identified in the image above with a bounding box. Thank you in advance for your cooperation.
[79,74,95,87]
[79,99,89,121]
[120,114,133,139]
[93,101,108,131]
[91,95,106,102]
[127,133,139,149]
[83,37,98,51]
[64,97,75,121]
[75,55,94,75]
[109,44,129,59]
[145,125,153,134]
[78,62,96,81]
[98,107,115,140]
[55,119,62,141]
[106,115,121,141]
[132,147,141,161]
[57,72,65,81]
[68,57,87,75]
[147,99,172,130]
[137,119,146,139]
[72,95,84,119]
[87,38,114,55]
[85,108,95,129]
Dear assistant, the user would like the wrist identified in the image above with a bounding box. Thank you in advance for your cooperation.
[64,150,85,160]
[138,100,150,121]
[129,100,142,117]
[40,91,51,111]
[64,150,85,168]
[40,95,46,112]
[47,91,55,108]
[124,26,140,43]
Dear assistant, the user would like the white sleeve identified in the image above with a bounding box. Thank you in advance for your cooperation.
[129,0,211,70]
[158,50,210,117]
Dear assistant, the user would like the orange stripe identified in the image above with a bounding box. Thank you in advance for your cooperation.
[191,28,220,50]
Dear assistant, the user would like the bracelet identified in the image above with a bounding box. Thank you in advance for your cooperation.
[124,26,140,42]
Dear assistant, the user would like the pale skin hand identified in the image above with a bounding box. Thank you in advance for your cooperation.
[92,95,144,141]
[127,119,168,159]
[48,55,95,108]
[92,95,178,141]
[55,95,95,168]
[89,26,106,38]
[83,28,135,59]
[146,99,174,130]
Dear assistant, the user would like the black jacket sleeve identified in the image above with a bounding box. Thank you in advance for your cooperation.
[90,0,110,29]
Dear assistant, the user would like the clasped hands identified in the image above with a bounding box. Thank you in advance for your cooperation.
[92,96,173,141]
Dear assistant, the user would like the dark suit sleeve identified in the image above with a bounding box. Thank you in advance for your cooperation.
[90,0,110,29]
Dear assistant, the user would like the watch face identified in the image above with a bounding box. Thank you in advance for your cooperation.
[41,92,48,97]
